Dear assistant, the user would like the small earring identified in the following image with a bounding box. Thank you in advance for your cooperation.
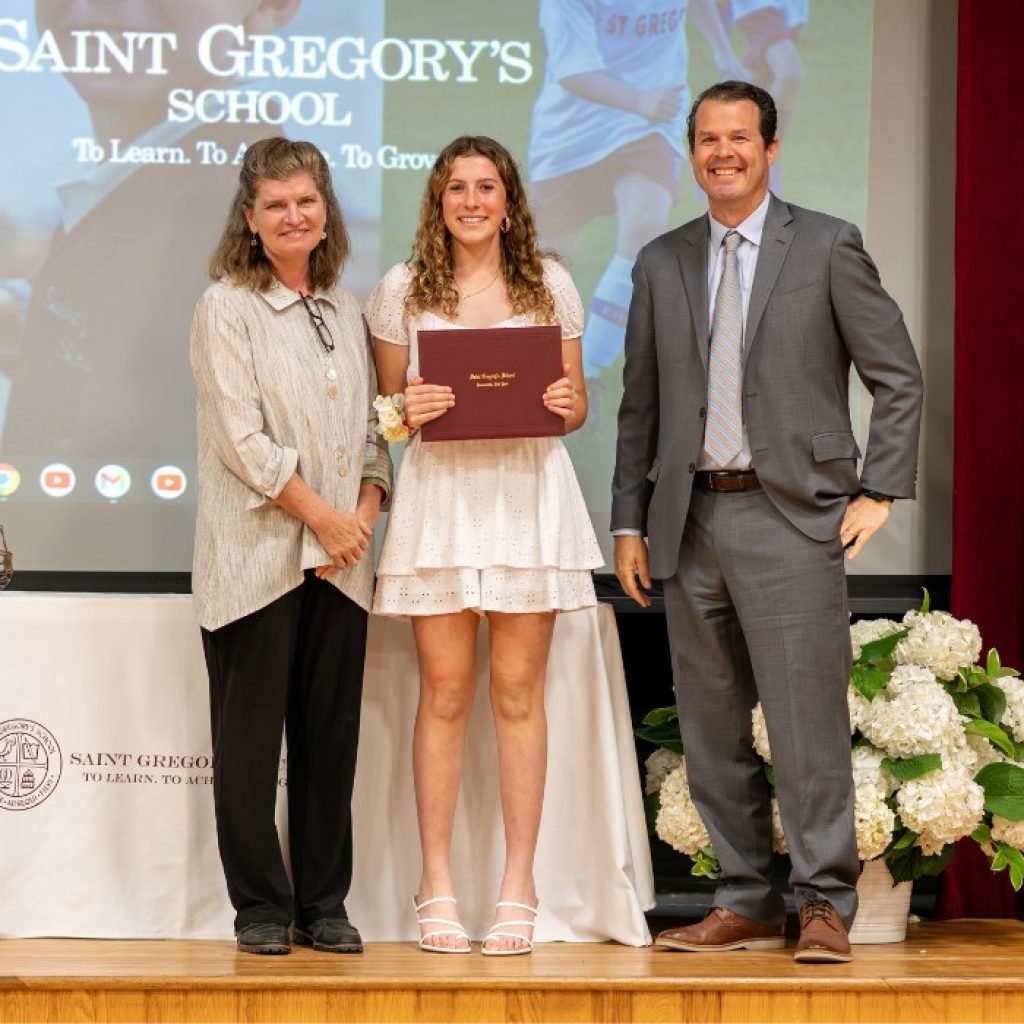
[250,233,259,248]
[320,230,327,240]
[501,216,510,234]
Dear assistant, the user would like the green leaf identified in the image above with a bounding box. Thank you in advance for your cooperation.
[634,724,683,753]
[960,665,991,689]
[990,843,1024,891]
[988,649,1003,678]
[920,844,956,877]
[977,762,1024,820]
[885,840,954,883]
[856,629,909,664]
[953,691,983,719]
[1013,742,1024,764]
[851,664,891,702]
[881,753,942,781]
[966,720,1016,759]
[884,852,918,884]
[890,827,919,852]
[972,823,992,844]
[980,649,1019,682]
[976,683,1007,725]
[919,588,931,614]
[986,797,1024,821]
[691,848,721,880]
[1007,849,1024,891]
[636,706,683,752]
[643,791,660,835]
[764,763,775,787]
[922,844,956,877]
[642,706,679,727]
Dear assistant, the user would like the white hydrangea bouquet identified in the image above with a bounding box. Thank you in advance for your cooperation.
[638,594,1024,888]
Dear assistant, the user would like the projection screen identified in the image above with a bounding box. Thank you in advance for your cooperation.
[0,0,895,575]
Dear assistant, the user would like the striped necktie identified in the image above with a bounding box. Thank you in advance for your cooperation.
[704,230,744,466]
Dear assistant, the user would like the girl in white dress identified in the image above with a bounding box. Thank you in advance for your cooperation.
[365,136,603,955]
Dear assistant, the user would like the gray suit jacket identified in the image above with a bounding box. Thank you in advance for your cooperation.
[612,195,923,580]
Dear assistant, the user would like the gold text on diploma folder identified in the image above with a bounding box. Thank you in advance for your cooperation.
[469,371,516,389]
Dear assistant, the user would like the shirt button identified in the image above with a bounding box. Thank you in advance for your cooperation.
[326,368,338,382]
[337,463,348,478]
[335,444,345,459]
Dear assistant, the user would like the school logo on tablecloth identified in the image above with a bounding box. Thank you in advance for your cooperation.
[0,719,62,811]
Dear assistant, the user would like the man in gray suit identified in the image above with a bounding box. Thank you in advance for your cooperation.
[612,81,922,962]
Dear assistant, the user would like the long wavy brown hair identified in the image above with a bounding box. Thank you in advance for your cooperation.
[405,136,555,323]
[209,137,349,293]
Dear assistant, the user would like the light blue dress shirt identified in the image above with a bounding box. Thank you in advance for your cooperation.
[614,191,771,537]
[698,190,771,470]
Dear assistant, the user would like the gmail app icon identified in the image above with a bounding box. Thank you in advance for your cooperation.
[151,465,187,500]
[95,464,131,500]
[40,464,76,498]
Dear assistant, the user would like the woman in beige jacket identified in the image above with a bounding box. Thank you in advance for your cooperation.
[190,138,391,957]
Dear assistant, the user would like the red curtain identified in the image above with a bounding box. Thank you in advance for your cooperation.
[936,0,1024,919]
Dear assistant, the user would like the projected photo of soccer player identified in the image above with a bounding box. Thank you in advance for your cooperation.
[724,0,808,194]
[528,0,743,385]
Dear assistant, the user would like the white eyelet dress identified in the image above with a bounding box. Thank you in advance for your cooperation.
[366,259,603,617]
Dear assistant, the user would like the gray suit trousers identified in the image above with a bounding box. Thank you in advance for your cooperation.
[663,485,859,927]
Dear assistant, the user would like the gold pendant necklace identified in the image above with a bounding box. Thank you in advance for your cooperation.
[457,269,500,301]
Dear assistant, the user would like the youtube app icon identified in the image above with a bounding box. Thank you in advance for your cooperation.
[151,465,187,500]
[40,463,76,498]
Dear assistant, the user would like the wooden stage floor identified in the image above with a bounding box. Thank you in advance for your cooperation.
[3,920,1024,1023]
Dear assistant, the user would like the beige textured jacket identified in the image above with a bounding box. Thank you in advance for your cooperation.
[190,278,392,631]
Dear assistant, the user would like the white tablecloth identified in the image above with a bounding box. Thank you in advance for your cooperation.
[0,594,653,945]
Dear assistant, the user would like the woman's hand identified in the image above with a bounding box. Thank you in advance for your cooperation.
[543,363,578,421]
[314,507,372,568]
[404,376,454,430]
[313,508,374,580]
[315,483,384,580]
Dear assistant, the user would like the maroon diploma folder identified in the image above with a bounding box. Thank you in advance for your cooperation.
[417,325,565,442]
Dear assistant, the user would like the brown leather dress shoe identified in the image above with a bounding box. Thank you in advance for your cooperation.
[656,907,785,952]
[794,897,853,963]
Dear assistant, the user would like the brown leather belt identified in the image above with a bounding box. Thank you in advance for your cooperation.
[694,470,761,492]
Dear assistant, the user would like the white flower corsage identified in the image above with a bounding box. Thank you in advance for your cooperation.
[373,393,411,443]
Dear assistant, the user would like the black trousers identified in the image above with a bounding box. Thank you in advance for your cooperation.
[201,572,367,931]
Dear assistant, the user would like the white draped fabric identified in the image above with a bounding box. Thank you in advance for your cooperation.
[0,594,653,945]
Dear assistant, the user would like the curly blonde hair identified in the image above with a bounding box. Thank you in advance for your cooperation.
[405,136,555,323]
[209,137,349,293]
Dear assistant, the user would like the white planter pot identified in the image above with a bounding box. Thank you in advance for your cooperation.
[848,859,913,944]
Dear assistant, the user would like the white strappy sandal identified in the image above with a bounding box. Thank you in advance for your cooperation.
[481,900,538,956]
[412,895,471,954]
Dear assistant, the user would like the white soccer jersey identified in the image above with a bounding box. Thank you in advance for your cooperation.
[730,0,809,29]
[528,0,691,183]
